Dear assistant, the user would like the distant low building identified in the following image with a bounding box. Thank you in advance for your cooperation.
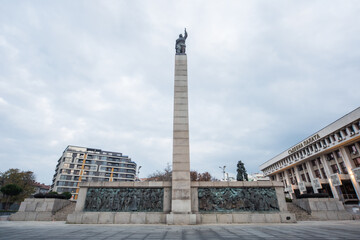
[226,176,237,182]
[248,173,270,181]
[33,182,50,194]
[50,145,137,200]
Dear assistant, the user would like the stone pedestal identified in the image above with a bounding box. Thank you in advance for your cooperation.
[167,54,192,224]
[166,213,196,225]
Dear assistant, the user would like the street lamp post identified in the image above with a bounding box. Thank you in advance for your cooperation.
[219,166,226,181]
[137,166,142,181]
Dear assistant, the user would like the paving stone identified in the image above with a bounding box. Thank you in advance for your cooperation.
[1,221,360,239]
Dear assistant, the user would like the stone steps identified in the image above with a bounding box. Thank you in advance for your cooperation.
[287,202,317,221]
[53,202,76,221]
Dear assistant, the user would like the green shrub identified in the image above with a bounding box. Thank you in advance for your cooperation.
[297,193,329,199]
[33,191,71,200]
[61,192,72,200]
[285,197,292,202]
[33,193,45,198]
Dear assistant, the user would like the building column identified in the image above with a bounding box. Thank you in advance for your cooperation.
[333,152,343,174]
[283,169,294,199]
[355,142,360,153]
[283,170,289,187]
[353,123,360,133]
[315,159,325,179]
[275,173,281,182]
[339,147,360,200]
[319,155,339,199]
[305,161,319,193]
[293,166,301,185]
[345,127,352,136]
[338,131,344,140]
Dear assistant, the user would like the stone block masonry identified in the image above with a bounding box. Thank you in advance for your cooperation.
[9,198,71,221]
[170,54,192,218]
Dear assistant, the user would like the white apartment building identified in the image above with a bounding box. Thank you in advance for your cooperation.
[51,145,137,200]
[260,107,360,203]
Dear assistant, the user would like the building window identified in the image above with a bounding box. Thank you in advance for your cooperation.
[331,164,340,174]
[317,158,322,166]
[348,144,358,155]
[342,130,348,136]
[301,174,306,182]
[306,173,311,182]
[297,165,303,171]
[353,157,360,167]
[326,153,334,161]
[314,169,321,179]
[321,168,327,179]
[335,150,342,158]
[311,160,317,167]
[339,162,348,174]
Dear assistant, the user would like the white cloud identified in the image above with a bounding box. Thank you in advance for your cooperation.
[0,1,359,183]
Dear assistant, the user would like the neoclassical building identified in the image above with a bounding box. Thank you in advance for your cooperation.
[51,145,137,200]
[260,108,360,203]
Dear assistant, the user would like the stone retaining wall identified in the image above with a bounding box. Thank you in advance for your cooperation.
[294,198,353,220]
[9,198,71,221]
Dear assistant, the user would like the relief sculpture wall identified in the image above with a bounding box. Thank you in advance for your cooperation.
[198,187,279,212]
[84,188,164,212]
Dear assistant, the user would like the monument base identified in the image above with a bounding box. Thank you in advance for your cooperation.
[166,213,196,225]
[66,181,298,224]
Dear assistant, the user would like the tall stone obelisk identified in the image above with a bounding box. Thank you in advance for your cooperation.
[167,29,196,224]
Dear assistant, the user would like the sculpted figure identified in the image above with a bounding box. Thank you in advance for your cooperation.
[175,28,188,54]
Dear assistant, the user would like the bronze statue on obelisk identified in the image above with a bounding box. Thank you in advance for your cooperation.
[175,28,188,54]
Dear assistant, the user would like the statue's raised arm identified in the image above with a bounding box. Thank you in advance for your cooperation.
[175,28,188,55]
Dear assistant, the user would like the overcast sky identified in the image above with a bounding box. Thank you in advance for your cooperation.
[1,1,359,184]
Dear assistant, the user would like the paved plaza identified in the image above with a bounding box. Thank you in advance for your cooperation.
[1,221,360,240]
